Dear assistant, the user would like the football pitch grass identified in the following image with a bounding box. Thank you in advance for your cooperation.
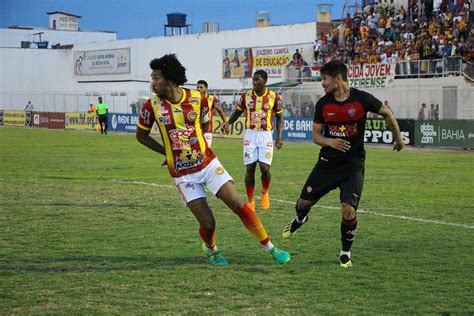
[1,127,473,314]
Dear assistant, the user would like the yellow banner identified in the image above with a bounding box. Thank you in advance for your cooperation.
[212,116,246,139]
[4,111,26,126]
[65,112,97,130]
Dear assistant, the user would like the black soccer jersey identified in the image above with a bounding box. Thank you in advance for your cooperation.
[313,88,382,160]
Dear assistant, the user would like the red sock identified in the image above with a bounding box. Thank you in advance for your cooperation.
[262,179,271,194]
[245,184,255,203]
[238,204,269,244]
[199,226,216,249]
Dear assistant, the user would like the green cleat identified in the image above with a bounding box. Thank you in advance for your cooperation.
[339,255,353,268]
[202,243,228,266]
[282,216,308,239]
[271,246,291,264]
[208,251,229,266]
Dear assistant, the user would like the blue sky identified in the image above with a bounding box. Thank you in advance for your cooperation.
[0,0,355,40]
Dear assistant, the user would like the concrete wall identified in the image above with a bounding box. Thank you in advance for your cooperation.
[0,28,116,48]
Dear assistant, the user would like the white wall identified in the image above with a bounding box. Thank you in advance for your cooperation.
[0,28,116,48]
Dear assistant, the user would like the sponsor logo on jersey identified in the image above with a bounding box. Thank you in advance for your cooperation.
[170,126,195,143]
[158,116,171,125]
[184,183,195,190]
[244,139,251,146]
[328,123,358,137]
[265,152,272,159]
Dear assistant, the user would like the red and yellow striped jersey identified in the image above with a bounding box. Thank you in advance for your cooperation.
[204,94,220,133]
[137,88,216,177]
[236,88,282,131]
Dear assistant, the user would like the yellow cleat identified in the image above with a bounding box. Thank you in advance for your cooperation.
[261,193,270,210]
[339,255,353,268]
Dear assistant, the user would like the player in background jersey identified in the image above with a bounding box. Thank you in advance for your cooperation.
[221,70,283,212]
[282,60,404,268]
[196,80,227,147]
[136,54,291,266]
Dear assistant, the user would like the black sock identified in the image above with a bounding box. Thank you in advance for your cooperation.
[340,217,357,252]
[295,201,310,222]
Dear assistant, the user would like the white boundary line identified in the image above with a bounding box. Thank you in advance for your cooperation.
[112,179,474,230]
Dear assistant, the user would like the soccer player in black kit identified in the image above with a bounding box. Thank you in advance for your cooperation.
[282,60,404,268]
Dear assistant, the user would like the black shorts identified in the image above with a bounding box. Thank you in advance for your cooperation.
[299,156,365,210]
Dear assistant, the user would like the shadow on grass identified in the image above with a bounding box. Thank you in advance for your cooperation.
[0,253,291,273]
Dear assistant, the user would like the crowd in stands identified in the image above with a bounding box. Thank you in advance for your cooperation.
[314,0,474,69]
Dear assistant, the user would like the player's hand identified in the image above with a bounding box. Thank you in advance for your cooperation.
[275,138,283,150]
[221,122,230,134]
[328,138,351,152]
[161,158,167,166]
[393,139,404,152]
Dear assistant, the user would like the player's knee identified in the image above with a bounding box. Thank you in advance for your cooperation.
[341,203,356,220]
[201,219,216,231]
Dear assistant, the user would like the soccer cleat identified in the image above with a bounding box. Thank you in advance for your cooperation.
[208,252,229,266]
[339,255,353,268]
[282,216,309,239]
[202,243,228,266]
[271,246,291,264]
[248,201,256,212]
[261,193,270,210]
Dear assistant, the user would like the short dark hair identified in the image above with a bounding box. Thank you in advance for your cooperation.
[149,54,187,85]
[197,80,208,88]
[253,70,268,81]
[320,60,348,82]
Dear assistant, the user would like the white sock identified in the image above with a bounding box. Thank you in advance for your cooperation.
[262,240,275,253]
[206,245,218,254]
[340,250,351,258]
[296,216,307,224]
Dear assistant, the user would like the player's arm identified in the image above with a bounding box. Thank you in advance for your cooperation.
[214,99,227,124]
[221,108,243,134]
[312,122,351,152]
[136,127,166,155]
[378,104,404,151]
[275,111,283,150]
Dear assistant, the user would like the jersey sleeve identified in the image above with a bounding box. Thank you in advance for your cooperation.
[313,98,324,123]
[137,100,155,131]
[200,95,210,124]
[360,90,383,114]
[236,93,246,111]
[274,94,283,114]
[213,96,221,109]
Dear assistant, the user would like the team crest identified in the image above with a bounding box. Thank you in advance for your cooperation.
[214,167,225,175]
[187,111,198,121]
[348,107,357,117]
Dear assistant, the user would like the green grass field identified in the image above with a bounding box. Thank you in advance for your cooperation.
[1,127,473,314]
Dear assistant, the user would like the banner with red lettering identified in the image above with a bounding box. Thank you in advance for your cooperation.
[222,43,313,78]
[347,63,396,88]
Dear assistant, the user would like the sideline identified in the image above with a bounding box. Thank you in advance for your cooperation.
[112,179,474,230]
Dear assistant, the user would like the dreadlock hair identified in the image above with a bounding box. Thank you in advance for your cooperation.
[149,54,187,85]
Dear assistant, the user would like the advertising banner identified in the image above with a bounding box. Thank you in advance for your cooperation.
[3,111,26,126]
[74,48,130,75]
[212,116,246,139]
[415,120,474,148]
[65,112,97,130]
[32,112,66,129]
[348,63,396,88]
[222,43,312,78]
[109,113,139,133]
[0,110,3,125]
[281,118,313,141]
[364,119,414,145]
